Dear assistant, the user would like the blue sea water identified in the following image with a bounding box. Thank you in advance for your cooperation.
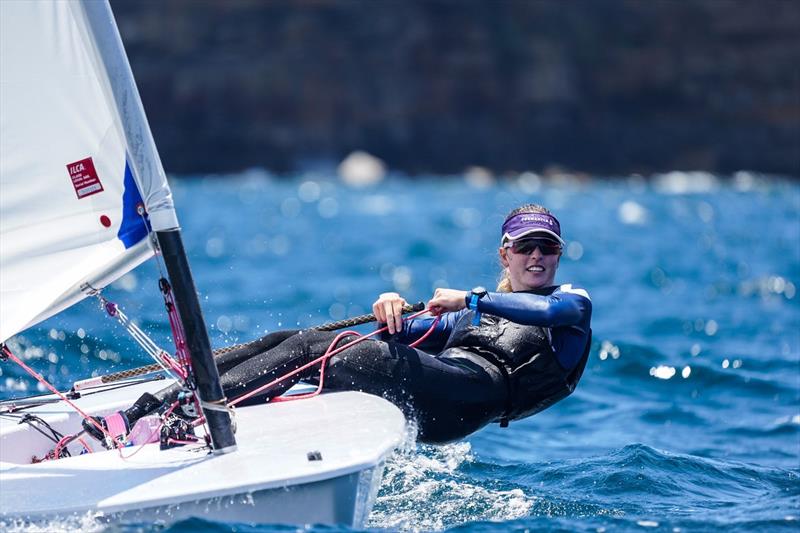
[2,171,798,532]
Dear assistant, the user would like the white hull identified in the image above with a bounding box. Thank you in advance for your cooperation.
[96,466,383,526]
[0,379,405,527]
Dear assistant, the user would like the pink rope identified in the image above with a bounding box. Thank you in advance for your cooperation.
[408,314,441,348]
[3,305,439,460]
[227,308,434,407]
[269,329,360,403]
[1,345,121,450]
[158,350,187,380]
[104,412,128,439]
[272,313,441,403]
[161,281,191,375]
[167,437,200,446]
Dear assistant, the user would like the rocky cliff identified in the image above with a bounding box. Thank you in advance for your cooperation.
[111,0,800,176]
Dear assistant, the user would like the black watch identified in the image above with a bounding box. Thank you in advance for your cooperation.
[466,286,488,310]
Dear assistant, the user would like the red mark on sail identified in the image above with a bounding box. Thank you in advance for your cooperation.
[100,215,112,227]
[67,157,104,199]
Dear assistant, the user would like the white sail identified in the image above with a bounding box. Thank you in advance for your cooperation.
[0,0,177,342]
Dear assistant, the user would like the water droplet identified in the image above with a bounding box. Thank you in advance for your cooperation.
[784,281,796,299]
[567,241,584,260]
[205,237,225,258]
[329,303,346,320]
[637,520,659,528]
[393,266,412,292]
[618,200,648,225]
[216,315,232,334]
[298,180,321,202]
[650,366,676,380]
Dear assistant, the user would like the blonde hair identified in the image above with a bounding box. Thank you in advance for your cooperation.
[496,204,555,292]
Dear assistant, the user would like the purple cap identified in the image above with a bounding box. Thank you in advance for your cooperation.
[501,212,564,245]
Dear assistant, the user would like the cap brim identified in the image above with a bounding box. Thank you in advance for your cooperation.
[502,229,565,245]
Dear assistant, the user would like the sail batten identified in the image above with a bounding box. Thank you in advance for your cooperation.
[0,1,177,342]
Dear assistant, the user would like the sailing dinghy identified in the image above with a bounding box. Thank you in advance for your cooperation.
[0,0,405,527]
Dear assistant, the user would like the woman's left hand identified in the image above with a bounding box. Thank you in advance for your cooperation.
[427,288,469,315]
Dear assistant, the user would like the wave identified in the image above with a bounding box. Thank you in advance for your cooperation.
[369,442,535,531]
[369,442,798,532]
[587,340,798,398]
[370,441,799,531]
[0,512,105,533]
[531,443,798,508]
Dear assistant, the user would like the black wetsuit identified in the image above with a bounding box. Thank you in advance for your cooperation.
[152,284,592,444]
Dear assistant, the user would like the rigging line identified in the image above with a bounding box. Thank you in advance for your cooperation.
[105,300,162,356]
[408,314,442,348]
[94,293,185,380]
[228,308,431,408]
[113,307,161,355]
[138,207,191,380]
[0,377,166,415]
[94,302,429,386]
[54,433,93,459]
[18,414,65,444]
[86,285,179,379]
[269,329,359,403]
[0,398,63,413]
[272,310,441,404]
[71,375,166,395]
[135,206,190,381]
[0,345,123,451]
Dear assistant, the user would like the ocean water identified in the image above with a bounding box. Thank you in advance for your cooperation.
[2,171,798,532]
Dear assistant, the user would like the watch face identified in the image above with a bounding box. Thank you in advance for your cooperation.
[472,286,487,296]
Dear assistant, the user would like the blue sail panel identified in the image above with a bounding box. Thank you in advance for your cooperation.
[117,160,150,248]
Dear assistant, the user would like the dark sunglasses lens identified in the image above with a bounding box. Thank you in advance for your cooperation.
[512,239,561,255]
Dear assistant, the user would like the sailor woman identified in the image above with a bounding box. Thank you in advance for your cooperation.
[103,204,592,445]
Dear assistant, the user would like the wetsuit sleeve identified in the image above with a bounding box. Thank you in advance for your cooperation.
[477,288,591,329]
[378,309,466,351]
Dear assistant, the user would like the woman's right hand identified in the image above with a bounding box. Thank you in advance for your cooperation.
[372,292,408,334]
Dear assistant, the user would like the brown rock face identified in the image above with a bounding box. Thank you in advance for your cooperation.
[112,0,800,176]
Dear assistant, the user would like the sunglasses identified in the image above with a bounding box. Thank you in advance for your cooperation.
[504,238,562,256]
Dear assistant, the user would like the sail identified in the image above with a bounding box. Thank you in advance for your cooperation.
[0,0,178,343]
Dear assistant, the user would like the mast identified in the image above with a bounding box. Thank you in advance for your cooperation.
[80,1,236,452]
[155,231,236,453]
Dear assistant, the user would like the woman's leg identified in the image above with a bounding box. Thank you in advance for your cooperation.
[219,330,357,404]
[215,330,507,443]
[126,330,506,445]
[134,330,303,413]
[322,343,507,444]
[215,330,300,374]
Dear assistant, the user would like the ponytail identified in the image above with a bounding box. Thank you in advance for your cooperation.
[496,269,513,292]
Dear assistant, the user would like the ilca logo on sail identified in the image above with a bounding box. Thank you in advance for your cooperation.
[67,157,105,199]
